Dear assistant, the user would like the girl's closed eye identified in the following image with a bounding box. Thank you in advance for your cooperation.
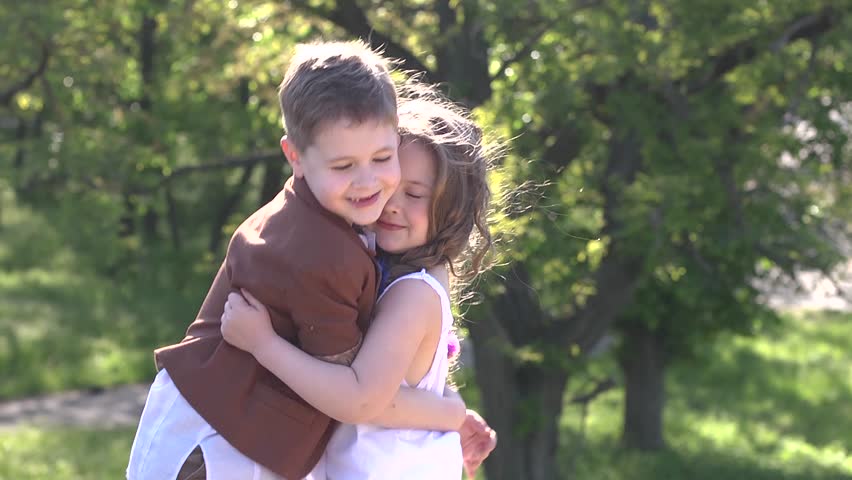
[373,156,392,163]
[331,163,352,171]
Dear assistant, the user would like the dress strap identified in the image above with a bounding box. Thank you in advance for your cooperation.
[378,269,452,330]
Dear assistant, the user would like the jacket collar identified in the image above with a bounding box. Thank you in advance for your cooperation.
[287,175,376,257]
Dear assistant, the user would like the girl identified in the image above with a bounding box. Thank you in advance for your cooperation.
[221,89,496,479]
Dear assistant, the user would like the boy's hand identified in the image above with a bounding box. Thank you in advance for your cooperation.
[221,289,276,355]
[459,409,497,478]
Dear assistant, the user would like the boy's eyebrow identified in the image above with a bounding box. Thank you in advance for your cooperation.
[327,145,396,163]
[371,145,396,155]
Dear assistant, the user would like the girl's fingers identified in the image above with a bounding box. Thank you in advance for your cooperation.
[240,288,263,309]
[227,292,247,308]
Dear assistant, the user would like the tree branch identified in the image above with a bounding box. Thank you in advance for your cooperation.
[684,7,841,95]
[490,0,602,82]
[288,0,432,77]
[490,19,558,82]
[1,42,50,107]
[553,129,647,353]
[435,0,456,34]
[824,271,852,306]
[538,123,583,174]
[567,377,616,404]
[162,150,282,184]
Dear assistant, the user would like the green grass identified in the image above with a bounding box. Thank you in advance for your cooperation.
[0,265,209,398]
[2,313,848,480]
[0,428,133,479]
[0,187,213,399]
[559,310,852,480]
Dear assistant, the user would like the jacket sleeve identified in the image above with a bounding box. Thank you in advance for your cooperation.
[183,260,232,340]
[286,264,366,357]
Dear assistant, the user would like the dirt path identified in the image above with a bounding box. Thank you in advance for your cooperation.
[1,263,849,431]
[0,384,150,430]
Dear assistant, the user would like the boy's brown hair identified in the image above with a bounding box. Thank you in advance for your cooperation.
[278,40,398,151]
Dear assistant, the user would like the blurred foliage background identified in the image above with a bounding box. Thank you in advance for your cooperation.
[1,0,851,479]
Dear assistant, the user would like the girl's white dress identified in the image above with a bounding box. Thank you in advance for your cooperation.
[308,269,463,480]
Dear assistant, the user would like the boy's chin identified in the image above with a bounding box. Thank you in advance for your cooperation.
[346,212,382,227]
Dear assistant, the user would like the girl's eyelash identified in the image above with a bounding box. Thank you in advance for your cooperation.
[406,193,423,199]
[332,164,352,171]
[374,156,392,162]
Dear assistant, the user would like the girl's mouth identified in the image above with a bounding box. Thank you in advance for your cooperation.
[376,219,405,231]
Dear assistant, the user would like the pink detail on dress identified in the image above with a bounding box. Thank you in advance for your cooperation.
[446,331,459,359]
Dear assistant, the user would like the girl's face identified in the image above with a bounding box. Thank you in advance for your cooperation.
[374,141,437,254]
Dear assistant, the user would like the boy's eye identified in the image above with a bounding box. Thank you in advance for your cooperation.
[331,164,352,171]
[374,156,392,163]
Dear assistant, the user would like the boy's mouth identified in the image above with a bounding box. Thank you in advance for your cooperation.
[348,192,380,208]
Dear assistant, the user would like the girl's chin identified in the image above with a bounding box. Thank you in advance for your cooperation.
[377,242,406,255]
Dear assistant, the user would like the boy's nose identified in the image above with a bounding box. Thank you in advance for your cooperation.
[353,166,376,187]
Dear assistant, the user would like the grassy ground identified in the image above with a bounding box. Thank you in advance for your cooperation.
[2,189,850,479]
[0,187,212,399]
[559,310,852,480]
[0,428,133,479]
[2,313,848,480]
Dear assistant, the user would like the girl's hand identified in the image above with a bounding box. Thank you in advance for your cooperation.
[221,289,276,355]
[460,409,497,478]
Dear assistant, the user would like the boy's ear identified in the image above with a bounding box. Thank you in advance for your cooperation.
[280,135,304,178]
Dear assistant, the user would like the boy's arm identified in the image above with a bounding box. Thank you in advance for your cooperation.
[222,281,438,424]
[367,384,466,431]
[285,262,368,362]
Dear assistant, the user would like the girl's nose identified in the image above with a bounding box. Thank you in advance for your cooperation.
[384,192,402,213]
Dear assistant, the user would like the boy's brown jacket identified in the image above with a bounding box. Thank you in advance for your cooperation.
[155,175,378,479]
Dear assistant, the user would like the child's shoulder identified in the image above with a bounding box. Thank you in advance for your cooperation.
[234,204,370,273]
[380,271,446,309]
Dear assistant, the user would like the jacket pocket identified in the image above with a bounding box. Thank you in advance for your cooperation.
[251,382,318,425]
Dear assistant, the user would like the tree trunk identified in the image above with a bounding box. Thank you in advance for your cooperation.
[258,158,285,207]
[142,207,159,241]
[468,309,569,480]
[13,119,26,169]
[619,323,666,450]
[119,194,136,237]
[165,186,182,251]
[207,163,256,256]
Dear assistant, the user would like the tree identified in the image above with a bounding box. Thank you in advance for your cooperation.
[282,1,851,477]
[2,1,850,479]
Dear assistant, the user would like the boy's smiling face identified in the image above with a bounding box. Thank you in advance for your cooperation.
[283,118,401,226]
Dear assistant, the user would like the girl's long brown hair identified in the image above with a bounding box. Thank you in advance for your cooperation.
[382,83,499,301]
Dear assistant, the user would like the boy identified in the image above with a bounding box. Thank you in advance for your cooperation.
[127,40,403,480]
